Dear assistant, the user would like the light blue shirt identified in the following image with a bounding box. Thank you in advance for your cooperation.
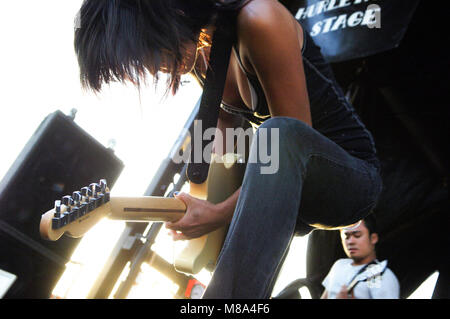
[322,258,400,299]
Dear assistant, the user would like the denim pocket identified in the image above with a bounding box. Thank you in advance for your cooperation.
[297,154,379,228]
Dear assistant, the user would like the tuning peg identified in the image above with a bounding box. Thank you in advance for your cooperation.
[54,200,62,218]
[72,191,82,204]
[52,217,61,229]
[99,179,107,192]
[81,186,92,197]
[90,183,101,196]
[52,200,63,229]
[90,183,100,191]
[61,195,74,207]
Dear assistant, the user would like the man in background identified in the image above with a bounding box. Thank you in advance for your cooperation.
[321,216,400,299]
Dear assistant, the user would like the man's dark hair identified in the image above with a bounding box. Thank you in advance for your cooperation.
[363,214,377,235]
[74,0,248,94]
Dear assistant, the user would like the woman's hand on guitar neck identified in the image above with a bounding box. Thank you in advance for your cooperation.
[165,192,234,241]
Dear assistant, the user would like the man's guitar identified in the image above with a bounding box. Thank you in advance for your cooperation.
[346,260,388,295]
[40,153,245,275]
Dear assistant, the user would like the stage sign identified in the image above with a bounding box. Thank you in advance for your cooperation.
[282,0,420,62]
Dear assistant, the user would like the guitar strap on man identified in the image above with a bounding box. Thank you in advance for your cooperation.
[186,11,237,184]
[347,259,379,292]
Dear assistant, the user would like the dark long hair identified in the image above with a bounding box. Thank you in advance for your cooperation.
[74,0,249,94]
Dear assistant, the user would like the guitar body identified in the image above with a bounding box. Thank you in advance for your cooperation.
[40,154,245,275]
[175,154,246,274]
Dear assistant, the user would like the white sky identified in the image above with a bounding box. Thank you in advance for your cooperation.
[0,1,436,299]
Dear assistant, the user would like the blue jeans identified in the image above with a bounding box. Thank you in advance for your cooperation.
[202,117,382,298]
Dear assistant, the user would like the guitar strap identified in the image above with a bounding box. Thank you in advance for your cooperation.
[347,259,379,289]
[186,11,237,184]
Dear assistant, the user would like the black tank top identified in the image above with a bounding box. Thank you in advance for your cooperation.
[220,22,380,170]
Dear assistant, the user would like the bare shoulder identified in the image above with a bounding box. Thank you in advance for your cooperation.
[235,0,304,72]
[236,0,301,37]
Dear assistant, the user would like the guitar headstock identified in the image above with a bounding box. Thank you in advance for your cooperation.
[40,179,111,241]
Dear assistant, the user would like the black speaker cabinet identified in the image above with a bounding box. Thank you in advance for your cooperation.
[0,110,124,298]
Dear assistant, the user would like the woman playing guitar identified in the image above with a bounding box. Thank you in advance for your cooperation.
[74,0,382,298]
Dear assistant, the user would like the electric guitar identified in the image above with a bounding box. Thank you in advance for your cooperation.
[40,153,245,275]
[346,260,388,295]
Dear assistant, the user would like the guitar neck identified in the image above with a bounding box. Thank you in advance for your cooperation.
[40,154,245,275]
[40,195,187,241]
[108,196,186,222]
[346,261,386,294]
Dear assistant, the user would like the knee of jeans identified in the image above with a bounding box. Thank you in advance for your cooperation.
[260,117,296,129]
[259,117,311,134]
[257,117,312,150]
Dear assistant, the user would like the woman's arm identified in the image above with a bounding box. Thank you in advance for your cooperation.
[166,109,243,240]
[236,0,312,125]
[167,0,311,239]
